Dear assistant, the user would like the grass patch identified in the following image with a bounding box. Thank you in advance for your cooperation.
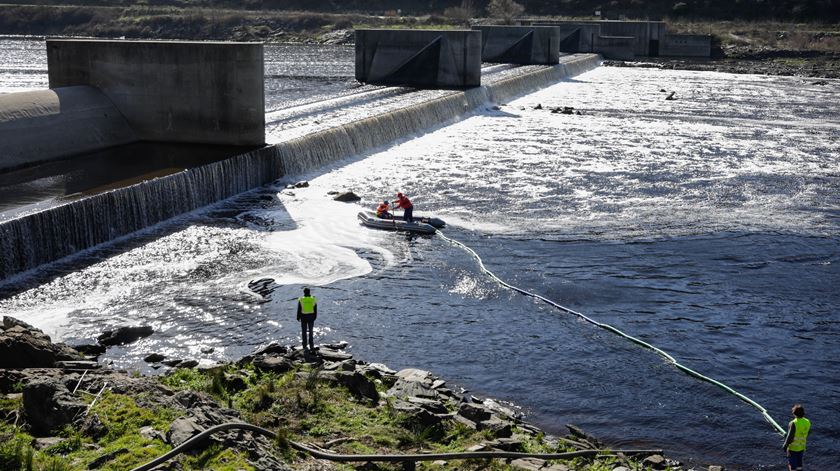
[182,443,255,471]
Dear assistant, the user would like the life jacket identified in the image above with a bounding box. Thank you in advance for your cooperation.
[298,296,317,315]
[789,417,810,452]
[376,202,390,216]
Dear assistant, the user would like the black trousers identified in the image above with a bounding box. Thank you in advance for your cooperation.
[300,315,315,349]
[404,206,414,223]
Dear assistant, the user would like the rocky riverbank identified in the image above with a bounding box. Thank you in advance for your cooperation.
[603,52,840,79]
[1,316,697,470]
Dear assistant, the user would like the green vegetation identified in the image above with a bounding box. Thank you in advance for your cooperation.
[0,386,251,471]
[2,363,666,470]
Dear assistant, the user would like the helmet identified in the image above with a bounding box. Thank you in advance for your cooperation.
[383,200,389,205]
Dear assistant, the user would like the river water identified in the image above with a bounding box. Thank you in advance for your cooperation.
[1,37,839,470]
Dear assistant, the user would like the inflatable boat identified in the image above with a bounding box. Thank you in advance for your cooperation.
[357,211,439,234]
[358,210,445,228]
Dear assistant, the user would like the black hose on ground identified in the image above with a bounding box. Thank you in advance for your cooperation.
[129,422,662,471]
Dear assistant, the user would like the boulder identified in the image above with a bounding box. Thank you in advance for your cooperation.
[167,417,204,446]
[32,437,64,450]
[3,316,38,331]
[139,425,166,442]
[458,403,491,423]
[177,359,199,369]
[253,355,294,373]
[387,378,438,400]
[391,399,443,428]
[253,342,288,357]
[453,414,476,429]
[22,378,87,435]
[406,396,447,414]
[97,326,153,346]
[488,436,525,452]
[476,416,512,438]
[396,368,433,383]
[318,348,353,361]
[144,353,166,363]
[0,317,85,368]
[337,360,356,372]
[642,454,667,470]
[333,191,361,202]
[510,458,545,471]
[0,370,27,393]
[366,363,396,375]
[72,344,107,357]
[320,340,349,350]
[162,359,182,367]
[81,413,108,440]
[335,371,379,403]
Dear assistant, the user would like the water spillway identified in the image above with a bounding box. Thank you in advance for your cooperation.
[0,53,601,281]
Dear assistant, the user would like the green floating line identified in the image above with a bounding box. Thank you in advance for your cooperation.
[437,230,785,436]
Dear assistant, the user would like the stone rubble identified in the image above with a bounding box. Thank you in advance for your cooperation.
[0,316,705,470]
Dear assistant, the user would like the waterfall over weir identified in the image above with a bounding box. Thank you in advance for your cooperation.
[0,54,601,282]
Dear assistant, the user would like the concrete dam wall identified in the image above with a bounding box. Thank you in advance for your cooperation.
[0,86,136,170]
[0,54,602,281]
[47,39,265,147]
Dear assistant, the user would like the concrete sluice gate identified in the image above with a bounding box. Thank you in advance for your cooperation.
[354,29,482,89]
[0,45,601,281]
[473,26,562,65]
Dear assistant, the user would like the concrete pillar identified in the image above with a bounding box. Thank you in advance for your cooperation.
[355,29,481,89]
[47,39,265,146]
[472,26,561,64]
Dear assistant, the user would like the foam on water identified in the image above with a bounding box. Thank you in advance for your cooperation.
[253,186,394,286]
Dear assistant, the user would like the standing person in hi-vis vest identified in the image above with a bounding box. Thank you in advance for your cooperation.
[783,404,810,471]
[296,287,317,352]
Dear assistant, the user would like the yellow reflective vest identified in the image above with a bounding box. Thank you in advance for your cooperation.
[298,296,317,315]
[789,417,810,452]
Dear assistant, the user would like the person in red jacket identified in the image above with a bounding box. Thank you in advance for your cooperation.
[395,192,414,223]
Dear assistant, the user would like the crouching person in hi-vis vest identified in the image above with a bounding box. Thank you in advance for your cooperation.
[297,287,317,352]
[783,404,810,471]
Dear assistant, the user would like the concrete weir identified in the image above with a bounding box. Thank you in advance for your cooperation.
[0,53,601,282]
